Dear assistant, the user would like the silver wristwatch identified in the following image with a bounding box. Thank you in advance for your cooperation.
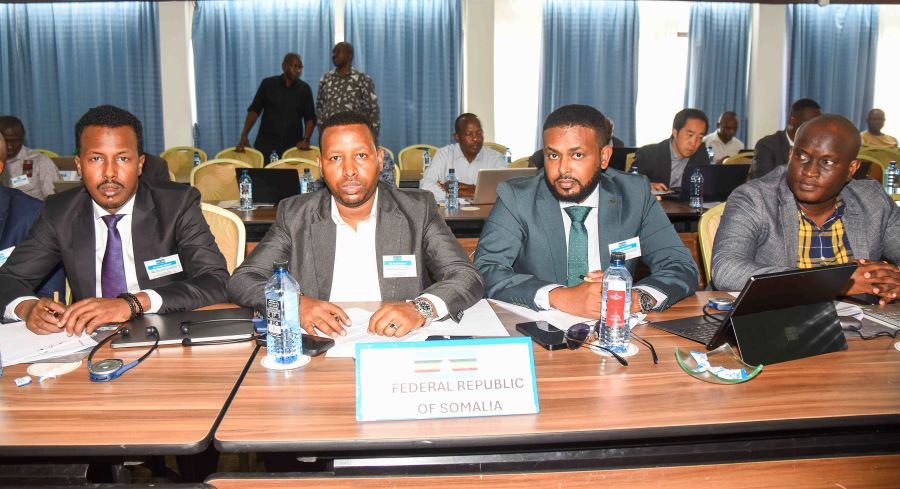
[412,297,436,328]
[636,288,656,313]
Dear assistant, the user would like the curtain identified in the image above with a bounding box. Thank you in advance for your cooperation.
[684,2,750,144]
[0,2,162,155]
[787,4,879,129]
[539,0,639,146]
[344,0,462,153]
[192,0,334,156]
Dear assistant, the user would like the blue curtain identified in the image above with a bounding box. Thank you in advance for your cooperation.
[539,0,639,146]
[787,4,879,129]
[684,2,750,144]
[344,0,462,153]
[192,0,334,156]
[0,2,162,155]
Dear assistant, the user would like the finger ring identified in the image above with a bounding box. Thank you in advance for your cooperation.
[388,322,398,331]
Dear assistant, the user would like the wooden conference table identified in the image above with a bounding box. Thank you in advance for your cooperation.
[214,292,900,475]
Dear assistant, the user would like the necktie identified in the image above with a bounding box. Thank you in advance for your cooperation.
[101,214,127,298]
[565,206,591,287]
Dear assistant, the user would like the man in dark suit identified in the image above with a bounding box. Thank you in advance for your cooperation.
[475,105,699,318]
[0,105,229,335]
[751,98,821,179]
[228,111,483,338]
[0,132,65,298]
[633,108,710,192]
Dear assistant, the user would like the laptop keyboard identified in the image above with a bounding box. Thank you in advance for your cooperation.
[863,307,900,329]
[653,319,722,344]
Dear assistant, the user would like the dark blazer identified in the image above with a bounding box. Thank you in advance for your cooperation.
[141,153,171,181]
[474,170,700,310]
[633,138,709,187]
[0,186,65,298]
[751,130,790,179]
[0,180,229,313]
[227,182,484,320]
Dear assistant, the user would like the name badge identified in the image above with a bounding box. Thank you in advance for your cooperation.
[0,246,14,267]
[10,175,29,188]
[356,337,539,422]
[144,254,183,280]
[382,254,417,278]
[609,236,642,260]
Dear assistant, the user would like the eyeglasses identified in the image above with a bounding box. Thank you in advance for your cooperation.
[564,321,658,366]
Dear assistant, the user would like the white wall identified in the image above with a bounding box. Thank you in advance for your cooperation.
[747,4,788,146]
[462,0,496,141]
[158,1,194,149]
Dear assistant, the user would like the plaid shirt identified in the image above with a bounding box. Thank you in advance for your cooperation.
[797,198,854,268]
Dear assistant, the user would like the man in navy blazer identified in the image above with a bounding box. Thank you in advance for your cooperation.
[0,133,64,298]
[475,105,699,318]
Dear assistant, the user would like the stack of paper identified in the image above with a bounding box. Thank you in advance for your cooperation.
[0,322,97,367]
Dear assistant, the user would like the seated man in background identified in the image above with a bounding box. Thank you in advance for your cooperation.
[751,98,821,179]
[0,105,229,334]
[713,115,899,304]
[0,132,65,299]
[703,111,744,163]
[420,113,506,200]
[228,111,483,338]
[860,108,898,148]
[633,108,710,192]
[0,115,59,201]
[475,104,699,318]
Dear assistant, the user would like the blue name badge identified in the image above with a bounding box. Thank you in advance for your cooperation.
[143,254,183,280]
[608,236,642,260]
[382,254,417,278]
[356,337,539,422]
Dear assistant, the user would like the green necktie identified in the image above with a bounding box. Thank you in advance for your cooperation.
[565,206,591,287]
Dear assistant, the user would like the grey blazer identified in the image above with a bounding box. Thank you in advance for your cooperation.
[474,169,700,310]
[711,165,900,291]
[226,182,484,320]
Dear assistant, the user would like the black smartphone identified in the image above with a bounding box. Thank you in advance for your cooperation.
[302,334,335,356]
[516,321,568,350]
[426,335,474,341]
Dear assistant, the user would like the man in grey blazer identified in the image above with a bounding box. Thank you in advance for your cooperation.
[713,115,900,303]
[475,105,699,318]
[228,111,483,338]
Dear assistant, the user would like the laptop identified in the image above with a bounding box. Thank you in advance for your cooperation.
[677,164,750,202]
[111,308,254,348]
[651,264,856,365]
[860,303,900,329]
[472,167,538,204]
[608,147,638,172]
[234,168,300,205]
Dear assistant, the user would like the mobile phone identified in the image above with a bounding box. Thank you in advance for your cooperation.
[302,334,335,356]
[426,335,474,341]
[516,321,568,350]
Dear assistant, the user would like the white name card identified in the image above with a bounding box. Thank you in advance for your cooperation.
[356,337,539,422]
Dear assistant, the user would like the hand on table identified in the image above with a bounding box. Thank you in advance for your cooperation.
[58,297,137,336]
[299,296,350,337]
[650,182,669,192]
[368,301,425,337]
[844,259,900,304]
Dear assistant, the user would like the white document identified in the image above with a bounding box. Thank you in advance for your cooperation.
[0,322,98,367]
[326,299,509,358]
[490,299,645,331]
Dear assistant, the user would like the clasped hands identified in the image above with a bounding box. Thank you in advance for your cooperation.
[548,270,644,319]
[843,258,900,305]
[17,295,147,336]
[299,296,426,338]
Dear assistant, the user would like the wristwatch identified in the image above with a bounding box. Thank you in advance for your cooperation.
[636,288,656,313]
[412,297,436,328]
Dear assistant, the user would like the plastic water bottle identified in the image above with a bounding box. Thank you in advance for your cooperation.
[689,168,703,209]
[239,169,253,210]
[630,164,639,175]
[300,168,314,194]
[505,148,512,166]
[422,148,431,172]
[445,168,459,211]
[706,146,715,164]
[600,251,632,353]
[270,150,279,164]
[264,261,302,365]
[884,161,899,195]
[192,151,201,167]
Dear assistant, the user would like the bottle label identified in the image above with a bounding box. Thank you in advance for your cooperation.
[605,282,627,327]
[266,298,282,334]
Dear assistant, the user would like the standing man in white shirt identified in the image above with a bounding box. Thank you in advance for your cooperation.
[0,116,59,201]
[420,113,507,200]
[702,111,744,163]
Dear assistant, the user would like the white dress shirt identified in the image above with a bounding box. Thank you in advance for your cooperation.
[420,143,507,200]
[702,133,744,163]
[532,186,666,311]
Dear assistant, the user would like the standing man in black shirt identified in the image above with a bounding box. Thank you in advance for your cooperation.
[237,52,316,158]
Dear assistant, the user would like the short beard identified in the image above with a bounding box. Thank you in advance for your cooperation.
[544,168,602,203]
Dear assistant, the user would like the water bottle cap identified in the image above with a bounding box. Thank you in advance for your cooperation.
[449,168,455,174]
[610,251,626,262]
[272,260,288,270]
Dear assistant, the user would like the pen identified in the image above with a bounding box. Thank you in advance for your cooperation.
[47,291,62,323]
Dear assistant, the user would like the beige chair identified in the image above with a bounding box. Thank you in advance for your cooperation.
[282,146,321,161]
[860,146,900,169]
[200,203,246,273]
[190,159,253,201]
[34,148,59,158]
[698,202,727,286]
[624,153,636,173]
[266,158,321,180]
[509,156,531,168]
[168,170,176,182]
[857,154,885,183]
[216,146,264,168]
[161,146,207,183]
[398,144,438,172]
[722,151,754,165]
[393,163,401,187]
[483,142,508,155]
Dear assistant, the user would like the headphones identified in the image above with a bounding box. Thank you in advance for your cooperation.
[87,326,160,382]
[178,319,258,346]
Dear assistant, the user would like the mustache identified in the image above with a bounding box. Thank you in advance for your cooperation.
[554,173,582,185]
[96,179,124,191]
